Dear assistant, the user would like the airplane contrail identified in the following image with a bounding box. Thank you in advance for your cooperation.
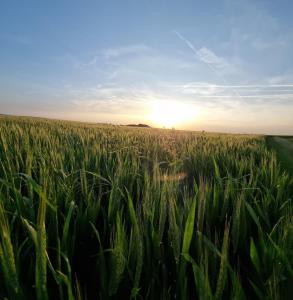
[176,84,293,88]
[173,30,244,102]
[192,94,293,98]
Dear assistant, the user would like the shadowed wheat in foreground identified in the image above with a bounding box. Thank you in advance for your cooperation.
[0,116,292,299]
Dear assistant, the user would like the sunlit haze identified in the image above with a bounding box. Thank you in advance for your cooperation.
[0,1,293,134]
[148,101,200,128]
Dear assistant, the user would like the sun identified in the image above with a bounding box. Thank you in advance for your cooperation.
[147,100,198,128]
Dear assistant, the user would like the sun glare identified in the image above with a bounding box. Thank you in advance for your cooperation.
[148,101,198,128]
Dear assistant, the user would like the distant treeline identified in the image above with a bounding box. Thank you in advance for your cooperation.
[125,123,151,128]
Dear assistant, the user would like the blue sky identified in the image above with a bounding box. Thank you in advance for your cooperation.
[1,0,293,134]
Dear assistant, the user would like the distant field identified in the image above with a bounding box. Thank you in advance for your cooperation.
[0,116,292,299]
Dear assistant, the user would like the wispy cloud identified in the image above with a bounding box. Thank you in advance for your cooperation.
[103,44,153,59]
[174,83,293,89]
[77,56,99,69]
[196,47,228,69]
[190,94,293,99]
[66,79,293,121]
[264,74,293,85]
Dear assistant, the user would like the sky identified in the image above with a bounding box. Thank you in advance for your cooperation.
[0,0,293,134]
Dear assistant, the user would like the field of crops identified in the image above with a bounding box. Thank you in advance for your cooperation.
[0,116,292,299]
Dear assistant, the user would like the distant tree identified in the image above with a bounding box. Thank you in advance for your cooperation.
[126,123,151,128]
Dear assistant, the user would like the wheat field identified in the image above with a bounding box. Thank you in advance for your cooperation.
[0,116,292,299]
